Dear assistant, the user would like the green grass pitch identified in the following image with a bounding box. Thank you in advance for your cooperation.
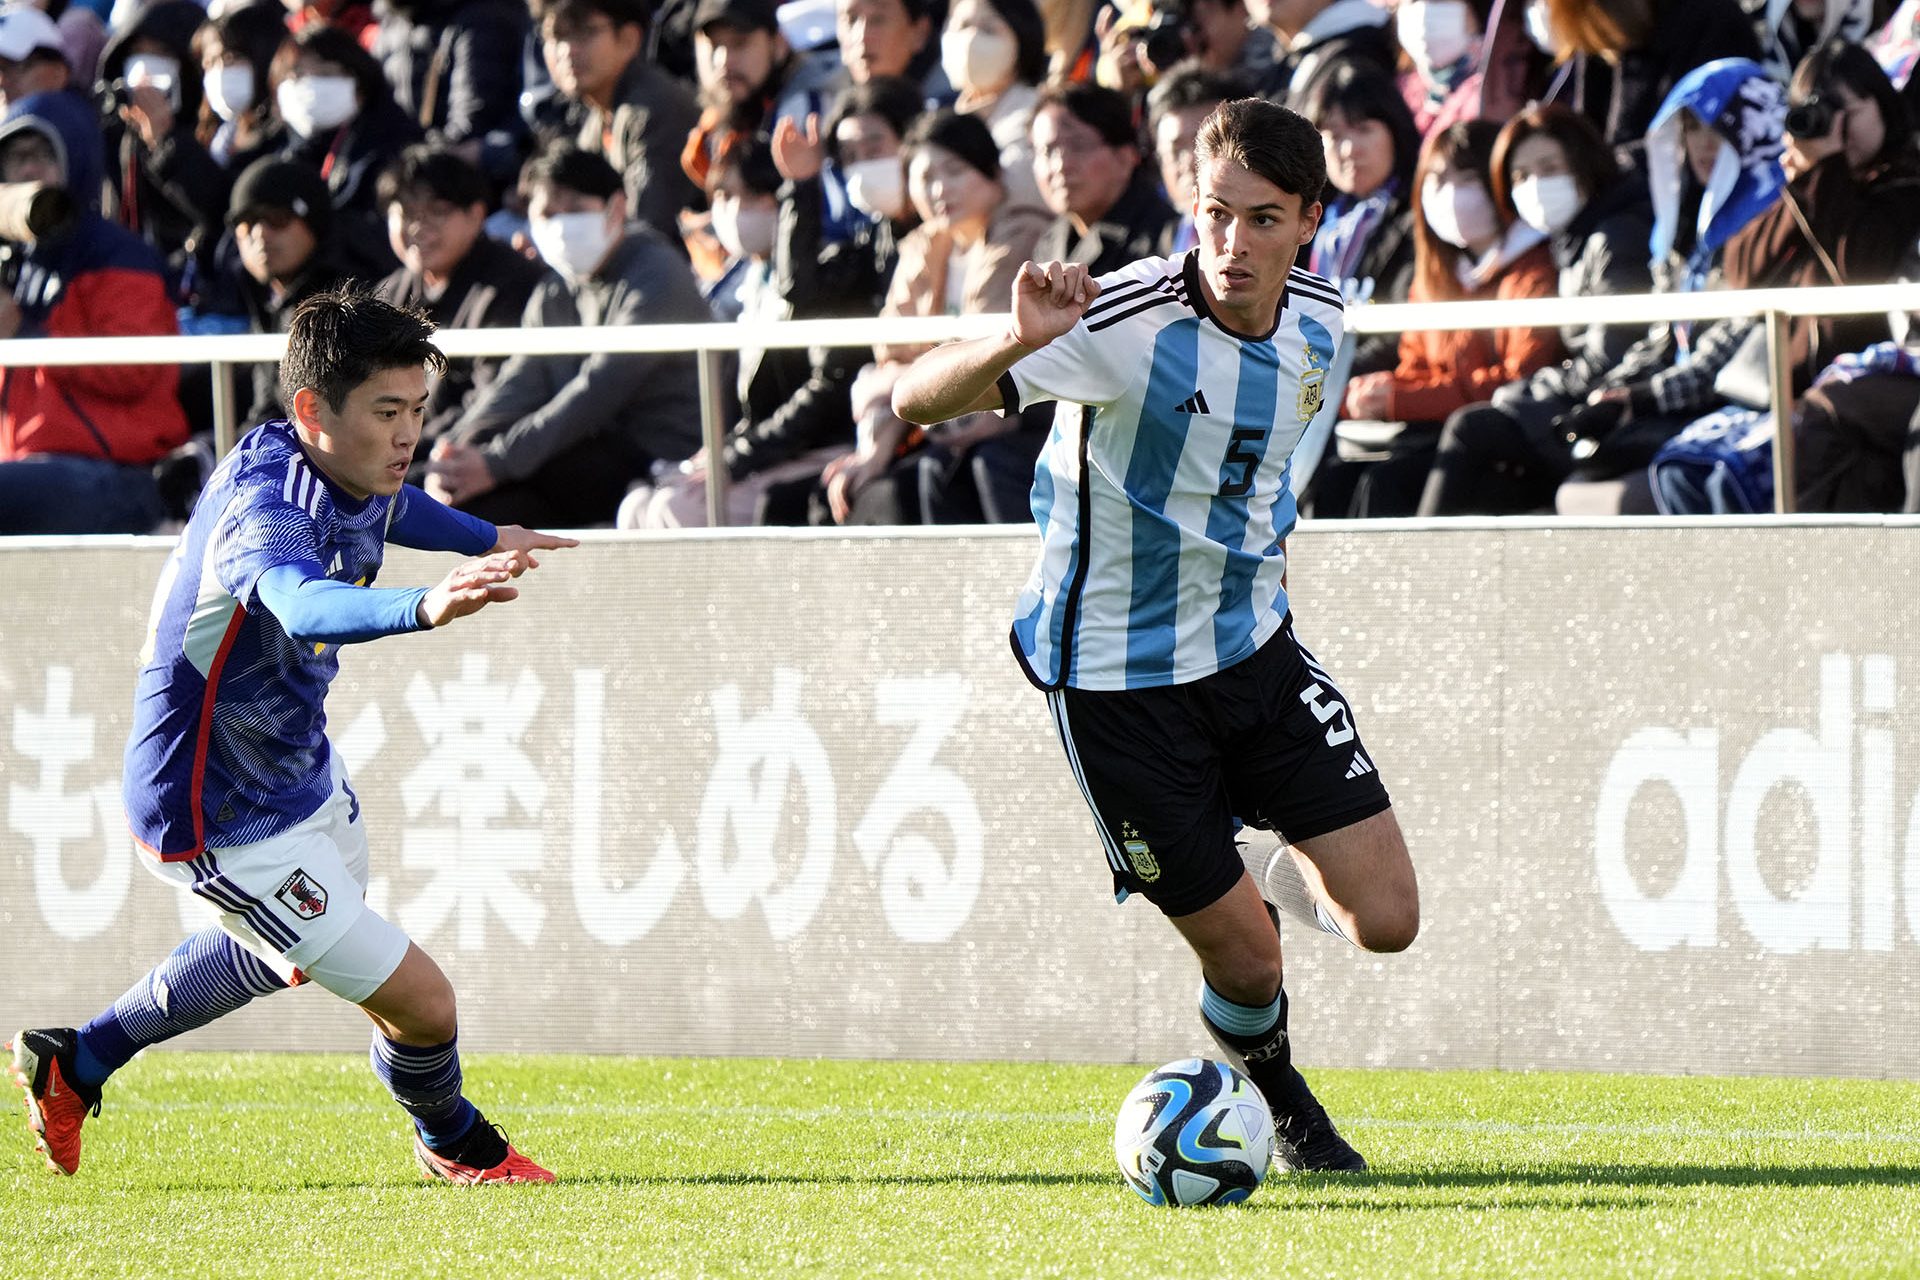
[4,1055,1917,1278]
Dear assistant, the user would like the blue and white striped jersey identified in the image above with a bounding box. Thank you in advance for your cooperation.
[1001,250,1342,691]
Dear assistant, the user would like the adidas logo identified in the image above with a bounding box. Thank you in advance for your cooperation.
[1344,751,1374,780]
[1175,389,1211,416]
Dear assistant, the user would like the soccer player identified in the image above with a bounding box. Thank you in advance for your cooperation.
[893,98,1419,1172]
[8,290,578,1184]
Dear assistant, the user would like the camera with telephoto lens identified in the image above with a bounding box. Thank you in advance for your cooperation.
[0,181,78,287]
[1785,93,1837,140]
[1142,0,1191,70]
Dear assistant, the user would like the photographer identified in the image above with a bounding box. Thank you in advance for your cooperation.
[98,0,211,294]
[0,91,188,535]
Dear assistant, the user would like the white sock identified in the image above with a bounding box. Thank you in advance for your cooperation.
[1236,828,1354,946]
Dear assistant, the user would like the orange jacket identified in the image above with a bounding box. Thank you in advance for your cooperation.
[1384,241,1564,425]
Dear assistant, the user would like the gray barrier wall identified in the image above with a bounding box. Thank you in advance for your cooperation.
[3,525,1918,1077]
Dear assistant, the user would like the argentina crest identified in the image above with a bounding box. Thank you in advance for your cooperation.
[1119,822,1160,882]
[1297,339,1326,424]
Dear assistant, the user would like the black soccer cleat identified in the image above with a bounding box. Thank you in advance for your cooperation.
[1268,1070,1368,1173]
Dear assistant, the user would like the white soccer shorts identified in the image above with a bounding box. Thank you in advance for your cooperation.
[142,745,411,1004]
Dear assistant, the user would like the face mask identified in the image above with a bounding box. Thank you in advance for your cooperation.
[124,53,182,103]
[1524,0,1555,54]
[1396,1,1475,86]
[843,155,906,220]
[1422,177,1498,249]
[1511,172,1582,234]
[277,74,358,139]
[712,199,777,259]
[940,28,1018,94]
[204,64,255,121]
[530,208,614,279]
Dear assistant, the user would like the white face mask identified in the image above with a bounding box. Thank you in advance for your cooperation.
[1511,172,1582,235]
[124,53,183,103]
[530,208,615,279]
[1524,0,1556,54]
[940,28,1018,95]
[277,74,358,139]
[843,155,906,220]
[1422,177,1499,249]
[204,64,255,121]
[712,198,777,259]
[1396,1,1475,87]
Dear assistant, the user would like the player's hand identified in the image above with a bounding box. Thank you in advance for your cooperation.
[426,439,498,507]
[772,112,824,183]
[416,550,533,627]
[490,524,580,560]
[1010,261,1099,349]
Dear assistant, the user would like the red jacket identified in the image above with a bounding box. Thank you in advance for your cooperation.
[1385,240,1564,424]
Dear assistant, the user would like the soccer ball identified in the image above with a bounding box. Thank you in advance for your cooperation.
[1113,1057,1275,1206]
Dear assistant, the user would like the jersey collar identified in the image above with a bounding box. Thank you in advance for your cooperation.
[1181,250,1286,343]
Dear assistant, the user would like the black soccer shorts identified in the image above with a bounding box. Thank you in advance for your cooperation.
[1043,617,1392,917]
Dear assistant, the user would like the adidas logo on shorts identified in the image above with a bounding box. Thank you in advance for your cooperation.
[1344,751,1374,780]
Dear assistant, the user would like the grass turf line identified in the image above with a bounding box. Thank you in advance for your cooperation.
[3,1055,1917,1279]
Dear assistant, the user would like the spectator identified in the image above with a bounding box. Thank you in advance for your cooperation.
[1299,62,1417,373]
[535,0,700,242]
[49,0,105,91]
[681,0,835,197]
[835,0,946,98]
[0,4,75,108]
[1394,0,1546,137]
[820,108,1048,524]
[1416,104,1654,515]
[1752,0,1872,83]
[1030,82,1175,275]
[1545,0,1761,167]
[1554,57,1787,514]
[1318,119,1561,517]
[1789,337,1920,511]
[0,92,188,533]
[777,70,922,237]
[228,156,348,423]
[1145,60,1240,255]
[942,0,1046,209]
[375,145,550,478]
[372,0,528,181]
[98,0,211,292]
[425,144,709,526]
[1244,0,1395,106]
[622,137,858,526]
[271,25,423,278]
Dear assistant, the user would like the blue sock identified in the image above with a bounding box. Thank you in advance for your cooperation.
[369,1034,482,1151]
[73,927,289,1089]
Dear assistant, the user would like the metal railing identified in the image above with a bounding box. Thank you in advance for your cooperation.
[5,282,1917,520]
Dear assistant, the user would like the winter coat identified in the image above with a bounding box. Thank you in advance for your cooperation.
[278,94,424,280]
[97,1,210,289]
[1385,239,1562,424]
[373,0,528,147]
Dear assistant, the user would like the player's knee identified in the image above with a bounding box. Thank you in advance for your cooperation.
[1355,896,1420,954]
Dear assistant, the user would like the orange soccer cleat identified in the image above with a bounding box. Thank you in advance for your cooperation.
[8,1028,102,1176]
[413,1128,554,1185]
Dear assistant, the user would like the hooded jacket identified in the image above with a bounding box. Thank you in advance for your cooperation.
[98,0,211,288]
[0,92,187,467]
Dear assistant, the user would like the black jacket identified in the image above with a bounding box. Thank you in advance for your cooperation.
[1032,169,1177,279]
[1568,0,1760,166]
[374,0,527,149]
[97,0,212,291]
[240,255,351,424]
[278,95,424,281]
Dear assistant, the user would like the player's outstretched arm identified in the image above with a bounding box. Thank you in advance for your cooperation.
[415,550,536,628]
[893,261,1099,425]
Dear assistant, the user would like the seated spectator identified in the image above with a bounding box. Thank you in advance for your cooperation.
[228,156,348,423]
[834,0,948,100]
[1789,337,1920,512]
[373,0,527,185]
[1030,82,1174,275]
[271,25,423,279]
[1145,61,1240,255]
[535,0,700,242]
[1394,0,1547,137]
[1300,62,1417,374]
[621,137,859,526]
[98,0,214,293]
[1315,119,1560,518]
[1754,0,1871,83]
[425,144,709,526]
[1244,0,1394,106]
[0,5,74,109]
[1416,104,1653,515]
[683,0,835,194]
[0,92,188,534]
[819,108,1049,524]
[1554,57,1786,514]
[375,145,550,479]
[942,0,1047,209]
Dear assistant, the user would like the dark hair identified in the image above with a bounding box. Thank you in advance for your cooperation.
[1489,104,1616,220]
[523,141,625,200]
[825,75,926,163]
[964,0,1047,87]
[377,145,491,210]
[713,131,781,195]
[1145,61,1245,137]
[270,24,390,113]
[1194,97,1326,206]
[281,288,447,415]
[902,107,1000,180]
[532,0,653,32]
[1791,38,1913,167]
[1410,118,1503,302]
[1299,61,1420,192]
[1034,81,1136,149]
[190,4,289,147]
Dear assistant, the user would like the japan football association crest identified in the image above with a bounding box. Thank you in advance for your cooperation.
[1297,340,1326,424]
[276,869,328,919]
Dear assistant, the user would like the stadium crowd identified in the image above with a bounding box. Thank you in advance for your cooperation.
[4,0,1920,531]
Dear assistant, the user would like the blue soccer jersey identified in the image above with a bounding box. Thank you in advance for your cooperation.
[1001,252,1342,692]
[125,421,432,859]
